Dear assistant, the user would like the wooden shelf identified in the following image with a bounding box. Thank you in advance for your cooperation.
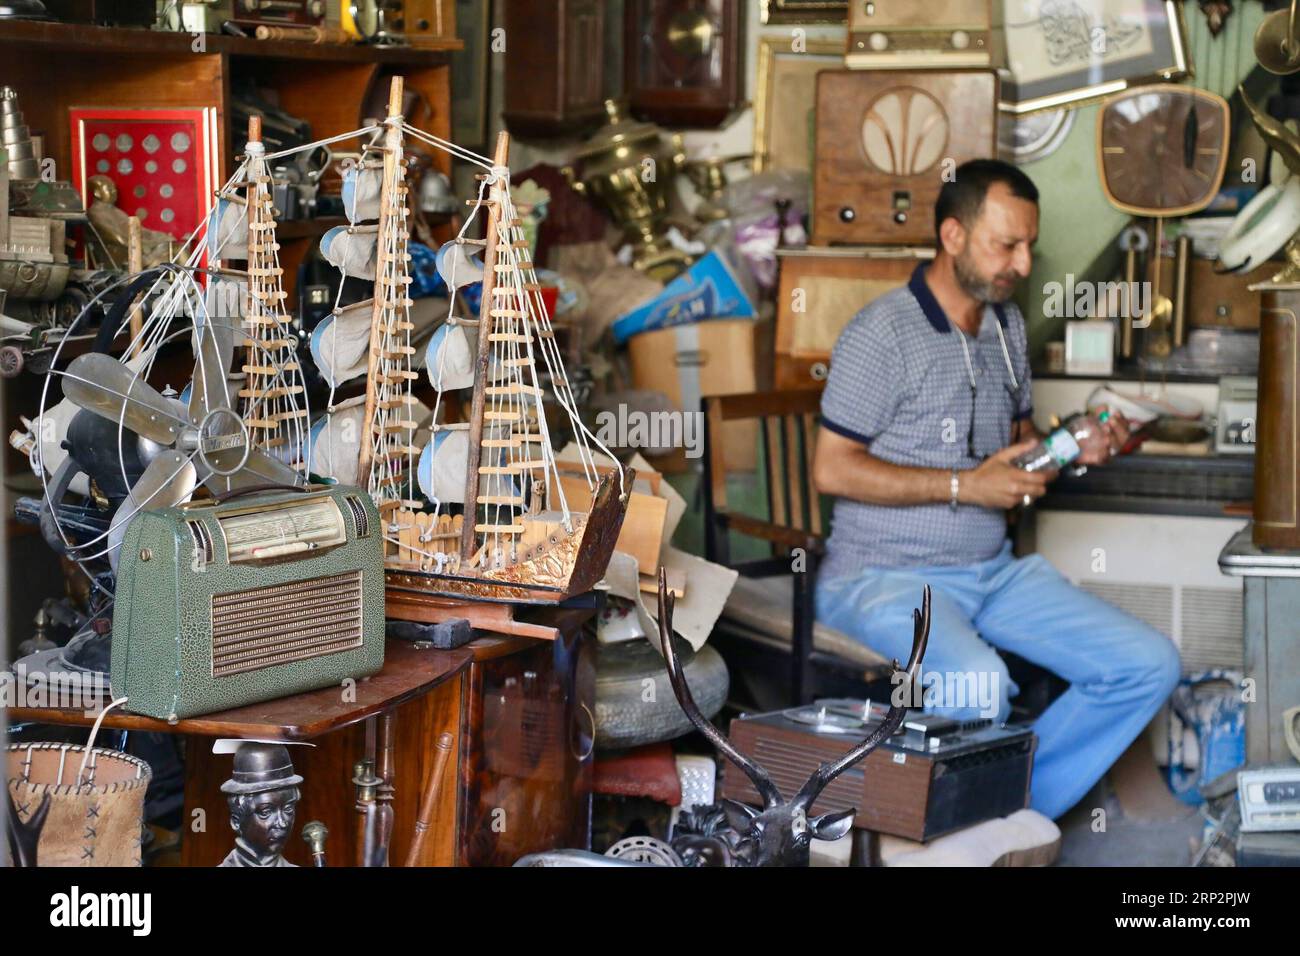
[0,19,460,61]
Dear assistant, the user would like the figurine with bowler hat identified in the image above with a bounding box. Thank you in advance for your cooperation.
[218,743,303,868]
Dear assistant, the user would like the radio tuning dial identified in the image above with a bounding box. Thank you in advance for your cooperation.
[951,30,970,50]
[869,32,888,51]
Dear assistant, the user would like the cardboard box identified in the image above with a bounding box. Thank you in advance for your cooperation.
[628,317,758,472]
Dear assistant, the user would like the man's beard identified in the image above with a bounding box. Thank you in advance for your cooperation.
[954,251,1020,304]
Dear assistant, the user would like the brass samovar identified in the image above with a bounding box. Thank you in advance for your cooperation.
[563,99,690,280]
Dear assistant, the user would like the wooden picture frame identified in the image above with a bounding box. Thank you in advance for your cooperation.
[451,0,491,150]
[752,36,844,174]
[1000,0,1190,114]
[760,0,847,24]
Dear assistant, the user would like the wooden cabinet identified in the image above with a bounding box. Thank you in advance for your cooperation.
[0,21,457,304]
[775,246,930,389]
[457,619,595,865]
[501,0,606,140]
[180,614,596,867]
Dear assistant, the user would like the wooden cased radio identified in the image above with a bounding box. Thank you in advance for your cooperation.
[813,69,998,246]
[721,701,1035,842]
[111,485,385,720]
[775,245,932,389]
[846,0,994,69]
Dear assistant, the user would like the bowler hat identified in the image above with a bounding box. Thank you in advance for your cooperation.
[220,743,304,795]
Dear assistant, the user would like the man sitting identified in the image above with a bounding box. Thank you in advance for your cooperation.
[812,159,1181,820]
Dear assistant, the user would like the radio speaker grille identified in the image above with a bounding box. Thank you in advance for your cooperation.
[211,570,365,678]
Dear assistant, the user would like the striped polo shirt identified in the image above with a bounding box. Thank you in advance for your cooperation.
[819,263,1034,580]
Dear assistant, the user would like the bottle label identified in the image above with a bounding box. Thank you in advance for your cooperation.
[1043,429,1080,467]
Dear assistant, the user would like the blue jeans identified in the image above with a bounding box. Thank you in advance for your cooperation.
[815,541,1181,820]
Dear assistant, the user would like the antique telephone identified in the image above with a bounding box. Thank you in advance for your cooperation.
[1096,84,1230,360]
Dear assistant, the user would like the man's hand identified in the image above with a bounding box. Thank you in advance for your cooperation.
[960,439,1051,510]
[1075,407,1131,467]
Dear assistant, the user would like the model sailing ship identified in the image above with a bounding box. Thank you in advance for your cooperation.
[368,80,630,624]
[24,77,631,640]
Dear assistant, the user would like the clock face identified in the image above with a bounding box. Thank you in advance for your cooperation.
[1098,85,1230,216]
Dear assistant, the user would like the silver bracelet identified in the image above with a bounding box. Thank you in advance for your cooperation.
[949,468,960,511]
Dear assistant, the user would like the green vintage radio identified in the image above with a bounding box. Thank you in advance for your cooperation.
[111,485,385,720]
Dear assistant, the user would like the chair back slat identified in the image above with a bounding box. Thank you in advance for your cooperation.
[765,415,788,528]
[783,414,805,532]
[704,389,826,560]
[802,412,823,536]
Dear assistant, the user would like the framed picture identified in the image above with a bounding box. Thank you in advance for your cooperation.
[1000,0,1190,114]
[753,37,845,174]
[69,106,218,243]
[452,0,492,150]
[760,0,846,24]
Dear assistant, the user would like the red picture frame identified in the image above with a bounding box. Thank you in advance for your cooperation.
[69,106,219,246]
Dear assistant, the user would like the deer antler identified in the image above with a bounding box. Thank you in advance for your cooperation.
[794,585,930,812]
[657,568,783,808]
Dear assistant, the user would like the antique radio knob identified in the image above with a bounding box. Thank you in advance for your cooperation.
[839,207,856,223]
[952,30,971,50]
[869,32,888,52]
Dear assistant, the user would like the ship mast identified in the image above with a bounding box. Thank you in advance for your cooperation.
[358,76,419,525]
[241,114,304,463]
[459,130,514,561]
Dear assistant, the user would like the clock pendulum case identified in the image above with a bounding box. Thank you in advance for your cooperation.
[1096,85,1231,360]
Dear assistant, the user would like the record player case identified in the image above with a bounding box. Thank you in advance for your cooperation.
[721,702,1035,841]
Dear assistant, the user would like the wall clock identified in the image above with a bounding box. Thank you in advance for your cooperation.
[624,0,745,129]
[1097,84,1230,217]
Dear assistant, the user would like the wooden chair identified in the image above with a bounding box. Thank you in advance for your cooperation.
[702,389,890,705]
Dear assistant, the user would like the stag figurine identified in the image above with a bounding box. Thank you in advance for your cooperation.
[656,569,929,867]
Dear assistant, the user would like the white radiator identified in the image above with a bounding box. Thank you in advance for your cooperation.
[1029,511,1245,674]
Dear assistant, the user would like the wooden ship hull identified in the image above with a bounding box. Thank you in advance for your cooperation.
[385,466,631,607]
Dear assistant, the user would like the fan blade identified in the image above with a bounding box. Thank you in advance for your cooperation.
[201,444,303,495]
[190,301,236,424]
[63,353,185,447]
[107,451,197,571]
